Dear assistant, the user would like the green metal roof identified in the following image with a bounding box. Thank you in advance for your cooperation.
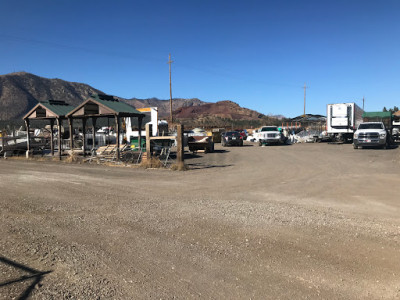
[39,100,74,116]
[39,100,74,117]
[89,94,142,114]
[362,111,393,119]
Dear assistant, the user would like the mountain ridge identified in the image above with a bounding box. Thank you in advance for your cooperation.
[0,72,283,127]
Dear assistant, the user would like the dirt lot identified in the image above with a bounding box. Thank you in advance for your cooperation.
[1,142,400,299]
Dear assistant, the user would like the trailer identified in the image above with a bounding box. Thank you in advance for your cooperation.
[327,102,364,142]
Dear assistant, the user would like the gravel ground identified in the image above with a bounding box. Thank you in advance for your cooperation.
[1,142,400,299]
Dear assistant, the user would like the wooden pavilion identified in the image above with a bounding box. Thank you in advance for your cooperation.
[66,94,145,160]
[23,100,75,159]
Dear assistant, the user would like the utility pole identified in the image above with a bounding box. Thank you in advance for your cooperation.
[167,53,174,125]
[303,83,307,117]
[362,96,365,110]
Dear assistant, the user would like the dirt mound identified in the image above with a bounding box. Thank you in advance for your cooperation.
[174,100,265,120]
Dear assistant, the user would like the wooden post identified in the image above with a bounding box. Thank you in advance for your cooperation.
[82,118,87,157]
[146,123,152,160]
[177,124,184,164]
[92,117,97,150]
[25,119,30,158]
[57,118,62,160]
[69,117,73,151]
[50,119,55,156]
[115,115,120,161]
[138,116,142,152]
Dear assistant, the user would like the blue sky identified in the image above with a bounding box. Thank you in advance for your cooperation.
[0,0,399,117]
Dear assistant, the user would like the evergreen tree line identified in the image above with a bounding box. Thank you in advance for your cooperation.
[382,106,399,113]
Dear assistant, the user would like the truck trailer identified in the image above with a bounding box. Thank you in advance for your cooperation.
[326,102,364,142]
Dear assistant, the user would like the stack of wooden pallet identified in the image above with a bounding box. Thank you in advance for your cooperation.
[94,144,128,161]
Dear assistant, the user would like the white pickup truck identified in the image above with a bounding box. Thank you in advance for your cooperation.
[353,122,388,149]
[253,126,286,146]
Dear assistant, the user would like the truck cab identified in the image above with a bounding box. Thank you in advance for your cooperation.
[353,122,387,149]
[256,126,286,146]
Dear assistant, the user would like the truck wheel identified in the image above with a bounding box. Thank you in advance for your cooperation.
[353,144,358,149]
[258,140,262,146]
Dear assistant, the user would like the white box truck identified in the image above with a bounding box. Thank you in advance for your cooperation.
[326,102,364,142]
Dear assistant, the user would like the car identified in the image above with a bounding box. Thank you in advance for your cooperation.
[255,126,287,145]
[221,131,243,147]
[239,130,248,140]
[353,122,388,149]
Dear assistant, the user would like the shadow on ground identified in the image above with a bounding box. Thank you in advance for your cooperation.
[0,256,51,300]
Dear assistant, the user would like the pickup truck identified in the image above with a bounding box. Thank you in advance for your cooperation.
[353,122,388,149]
[254,126,287,146]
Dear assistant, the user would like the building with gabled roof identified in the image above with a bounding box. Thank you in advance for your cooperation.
[66,94,145,160]
[23,100,75,157]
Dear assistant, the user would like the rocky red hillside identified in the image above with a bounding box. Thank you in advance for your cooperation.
[0,72,206,122]
[174,100,265,120]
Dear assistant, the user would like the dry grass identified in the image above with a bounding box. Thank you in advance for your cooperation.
[65,151,80,163]
[170,161,189,171]
[4,156,27,161]
[139,157,164,169]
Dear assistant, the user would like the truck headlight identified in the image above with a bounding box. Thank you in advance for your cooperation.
[380,133,386,139]
[354,133,358,139]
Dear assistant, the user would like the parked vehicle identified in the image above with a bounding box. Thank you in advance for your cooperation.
[239,130,247,140]
[353,122,388,149]
[327,103,364,142]
[254,126,287,145]
[391,112,400,142]
[188,135,214,153]
[221,131,243,147]
[392,127,400,142]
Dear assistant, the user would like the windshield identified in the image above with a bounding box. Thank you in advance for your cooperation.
[358,123,384,130]
[261,127,278,132]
